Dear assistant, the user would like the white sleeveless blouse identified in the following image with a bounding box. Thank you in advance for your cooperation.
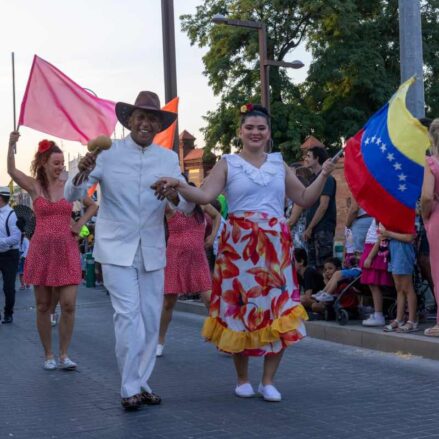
[223,152,285,218]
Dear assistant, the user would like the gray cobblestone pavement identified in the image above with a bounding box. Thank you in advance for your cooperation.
[2,285,439,439]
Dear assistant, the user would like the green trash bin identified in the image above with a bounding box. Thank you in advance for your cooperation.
[85,252,95,288]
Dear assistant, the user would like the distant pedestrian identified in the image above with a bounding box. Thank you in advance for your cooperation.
[8,132,97,370]
[303,146,337,270]
[18,229,30,290]
[153,103,335,402]
[0,187,20,324]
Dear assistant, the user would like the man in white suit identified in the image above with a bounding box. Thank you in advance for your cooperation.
[65,91,193,410]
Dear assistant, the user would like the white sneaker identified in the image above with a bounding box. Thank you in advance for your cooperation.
[362,315,385,327]
[156,344,164,357]
[312,291,334,303]
[43,358,57,370]
[50,313,58,327]
[258,383,282,402]
[234,383,255,398]
[58,357,77,370]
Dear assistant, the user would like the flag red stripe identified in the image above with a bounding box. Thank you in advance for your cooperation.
[344,129,415,233]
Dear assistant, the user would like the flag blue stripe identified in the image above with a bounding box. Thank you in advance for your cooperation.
[361,104,423,209]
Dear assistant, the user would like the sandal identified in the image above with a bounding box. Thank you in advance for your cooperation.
[424,325,439,337]
[383,320,404,332]
[397,320,419,333]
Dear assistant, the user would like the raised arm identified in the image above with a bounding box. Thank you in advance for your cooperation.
[152,158,227,205]
[7,132,38,196]
[284,160,335,208]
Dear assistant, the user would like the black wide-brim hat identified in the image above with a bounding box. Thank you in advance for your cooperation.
[115,91,177,131]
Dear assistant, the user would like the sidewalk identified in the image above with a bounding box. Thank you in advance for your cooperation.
[175,299,439,361]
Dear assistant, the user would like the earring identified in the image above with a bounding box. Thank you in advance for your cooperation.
[266,138,274,152]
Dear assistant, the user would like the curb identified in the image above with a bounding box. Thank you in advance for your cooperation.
[175,300,439,361]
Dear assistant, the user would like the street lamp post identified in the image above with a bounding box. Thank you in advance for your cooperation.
[161,0,179,153]
[398,0,425,118]
[212,14,304,114]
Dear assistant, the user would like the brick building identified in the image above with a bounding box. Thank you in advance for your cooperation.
[178,130,215,186]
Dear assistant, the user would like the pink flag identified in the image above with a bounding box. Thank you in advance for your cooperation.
[19,55,117,144]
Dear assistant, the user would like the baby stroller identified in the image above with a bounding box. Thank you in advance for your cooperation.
[330,275,362,325]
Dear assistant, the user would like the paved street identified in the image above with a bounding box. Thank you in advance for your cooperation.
[1,285,439,439]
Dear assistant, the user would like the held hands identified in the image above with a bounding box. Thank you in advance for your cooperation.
[151,177,180,201]
[321,159,336,177]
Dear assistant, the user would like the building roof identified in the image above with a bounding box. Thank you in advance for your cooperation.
[301,135,325,150]
[179,130,196,141]
[184,148,204,161]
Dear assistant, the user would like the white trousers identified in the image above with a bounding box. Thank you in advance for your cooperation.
[102,246,164,398]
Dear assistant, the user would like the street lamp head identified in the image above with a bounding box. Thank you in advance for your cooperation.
[290,60,305,69]
[212,14,228,24]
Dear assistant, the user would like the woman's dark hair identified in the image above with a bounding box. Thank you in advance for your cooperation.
[188,182,205,224]
[239,104,271,127]
[30,142,63,196]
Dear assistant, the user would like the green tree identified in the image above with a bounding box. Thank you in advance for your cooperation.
[181,0,319,163]
[182,0,439,161]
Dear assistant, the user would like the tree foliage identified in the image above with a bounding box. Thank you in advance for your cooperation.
[181,0,439,162]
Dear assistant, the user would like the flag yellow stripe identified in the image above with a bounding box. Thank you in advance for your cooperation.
[387,77,430,166]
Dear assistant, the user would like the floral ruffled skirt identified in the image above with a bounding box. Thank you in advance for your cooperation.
[202,211,308,356]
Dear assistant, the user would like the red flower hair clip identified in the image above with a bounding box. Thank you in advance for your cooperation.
[240,103,254,114]
[38,139,54,154]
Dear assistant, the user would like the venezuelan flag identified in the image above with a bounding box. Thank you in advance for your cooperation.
[344,77,430,233]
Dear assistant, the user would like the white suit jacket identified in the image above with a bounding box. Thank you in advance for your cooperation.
[64,135,193,270]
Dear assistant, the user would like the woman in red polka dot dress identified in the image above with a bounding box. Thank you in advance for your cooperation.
[8,132,98,371]
[157,189,221,357]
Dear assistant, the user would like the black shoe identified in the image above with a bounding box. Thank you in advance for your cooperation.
[139,390,162,405]
[2,315,13,324]
[121,395,141,411]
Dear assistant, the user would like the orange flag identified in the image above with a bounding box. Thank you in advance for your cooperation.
[87,182,98,197]
[153,97,179,149]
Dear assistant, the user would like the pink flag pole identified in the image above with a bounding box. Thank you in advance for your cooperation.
[11,52,17,152]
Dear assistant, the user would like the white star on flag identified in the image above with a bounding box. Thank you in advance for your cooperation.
[380,145,387,153]
[387,153,394,161]
[398,184,407,192]
[393,162,402,170]
[376,137,382,145]
[398,173,407,181]
[365,137,370,145]
[371,135,376,143]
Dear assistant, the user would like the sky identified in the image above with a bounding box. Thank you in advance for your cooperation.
[0,0,311,185]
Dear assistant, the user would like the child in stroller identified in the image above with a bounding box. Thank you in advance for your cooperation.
[312,257,361,322]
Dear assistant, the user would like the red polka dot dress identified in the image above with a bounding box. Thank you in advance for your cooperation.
[164,210,212,295]
[24,197,82,286]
